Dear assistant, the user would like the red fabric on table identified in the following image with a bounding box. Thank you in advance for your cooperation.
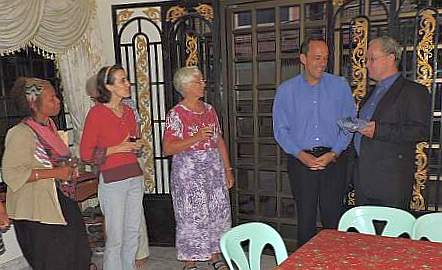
[276,229,442,270]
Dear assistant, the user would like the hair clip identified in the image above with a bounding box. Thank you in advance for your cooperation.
[24,84,43,103]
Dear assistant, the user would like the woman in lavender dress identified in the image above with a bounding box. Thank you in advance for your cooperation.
[163,66,234,270]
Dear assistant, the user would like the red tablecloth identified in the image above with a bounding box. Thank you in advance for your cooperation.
[275,229,442,270]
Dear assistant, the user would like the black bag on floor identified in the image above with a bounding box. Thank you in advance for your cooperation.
[143,194,176,246]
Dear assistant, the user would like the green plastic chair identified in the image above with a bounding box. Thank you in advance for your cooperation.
[338,206,416,237]
[412,213,442,242]
[220,222,288,270]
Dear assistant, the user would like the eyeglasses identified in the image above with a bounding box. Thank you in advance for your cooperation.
[364,54,391,64]
[192,79,206,85]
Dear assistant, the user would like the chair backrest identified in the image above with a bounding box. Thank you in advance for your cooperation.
[338,206,416,237]
[412,213,442,242]
[220,222,288,270]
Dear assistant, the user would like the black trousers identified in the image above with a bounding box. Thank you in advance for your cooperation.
[288,154,347,246]
[14,189,91,270]
[354,165,411,210]
[350,151,411,210]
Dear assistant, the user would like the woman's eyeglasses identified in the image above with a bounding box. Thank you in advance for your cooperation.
[192,79,206,85]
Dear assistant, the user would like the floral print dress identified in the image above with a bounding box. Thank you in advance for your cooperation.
[164,102,231,261]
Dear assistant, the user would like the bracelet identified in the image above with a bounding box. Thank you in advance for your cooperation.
[225,167,233,171]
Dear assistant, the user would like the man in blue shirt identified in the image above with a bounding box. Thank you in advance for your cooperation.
[273,37,356,246]
[354,36,431,209]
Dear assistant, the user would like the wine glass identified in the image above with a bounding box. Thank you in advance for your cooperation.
[129,126,142,155]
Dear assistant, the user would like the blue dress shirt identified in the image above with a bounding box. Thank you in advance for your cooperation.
[354,72,401,154]
[273,72,356,157]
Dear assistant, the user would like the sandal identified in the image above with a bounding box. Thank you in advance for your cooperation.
[210,260,228,270]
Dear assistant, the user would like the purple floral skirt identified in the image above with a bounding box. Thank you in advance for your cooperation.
[171,148,231,261]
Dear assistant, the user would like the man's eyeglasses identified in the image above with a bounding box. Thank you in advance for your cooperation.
[363,54,392,64]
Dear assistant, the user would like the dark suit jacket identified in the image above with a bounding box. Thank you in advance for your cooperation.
[355,76,431,205]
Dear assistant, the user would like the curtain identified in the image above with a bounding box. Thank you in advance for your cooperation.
[57,12,104,155]
[0,0,92,56]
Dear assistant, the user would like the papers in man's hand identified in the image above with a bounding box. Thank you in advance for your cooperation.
[337,117,368,133]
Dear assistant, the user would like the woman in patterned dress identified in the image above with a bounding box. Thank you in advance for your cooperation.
[163,66,234,270]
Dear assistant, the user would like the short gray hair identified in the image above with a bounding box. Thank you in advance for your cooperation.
[173,66,201,95]
[369,36,403,67]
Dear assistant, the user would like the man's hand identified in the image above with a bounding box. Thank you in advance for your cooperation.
[360,121,375,138]
[316,152,336,168]
[297,151,324,170]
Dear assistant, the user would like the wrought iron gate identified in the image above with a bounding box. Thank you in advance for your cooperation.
[111,0,221,194]
[222,0,442,248]
[111,0,221,246]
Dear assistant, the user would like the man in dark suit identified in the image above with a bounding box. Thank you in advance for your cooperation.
[354,36,431,210]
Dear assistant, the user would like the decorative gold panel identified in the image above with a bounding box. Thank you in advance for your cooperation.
[333,0,344,7]
[195,4,213,22]
[411,142,429,210]
[411,9,435,211]
[135,35,155,192]
[415,9,435,90]
[351,17,369,110]
[166,6,187,22]
[185,34,198,67]
[347,190,355,206]
[117,9,134,26]
[143,8,161,21]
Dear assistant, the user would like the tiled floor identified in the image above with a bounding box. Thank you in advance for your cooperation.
[94,246,278,270]
[7,246,278,270]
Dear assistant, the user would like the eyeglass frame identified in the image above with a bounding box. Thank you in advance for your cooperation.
[191,79,206,85]
[363,53,394,64]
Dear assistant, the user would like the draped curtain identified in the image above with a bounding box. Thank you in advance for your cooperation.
[0,0,92,55]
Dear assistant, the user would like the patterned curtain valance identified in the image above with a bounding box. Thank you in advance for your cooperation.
[0,0,94,56]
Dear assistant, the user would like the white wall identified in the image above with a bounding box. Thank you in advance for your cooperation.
[96,0,166,65]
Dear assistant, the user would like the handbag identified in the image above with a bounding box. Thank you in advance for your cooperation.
[71,172,98,202]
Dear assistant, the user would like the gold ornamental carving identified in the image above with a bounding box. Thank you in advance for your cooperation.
[116,9,134,26]
[135,35,155,192]
[411,9,435,210]
[347,190,355,206]
[333,0,345,7]
[166,6,187,23]
[143,8,161,21]
[411,142,429,210]
[195,4,213,22]
[185,34,198,67]
[351,17,369,109]
[415,9,436,91]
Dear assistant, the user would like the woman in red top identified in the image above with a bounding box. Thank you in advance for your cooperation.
[80,65,143,270]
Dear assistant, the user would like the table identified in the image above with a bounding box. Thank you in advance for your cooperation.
[275,229,442,270]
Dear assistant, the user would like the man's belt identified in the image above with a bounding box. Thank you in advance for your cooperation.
[304,146,332,157]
